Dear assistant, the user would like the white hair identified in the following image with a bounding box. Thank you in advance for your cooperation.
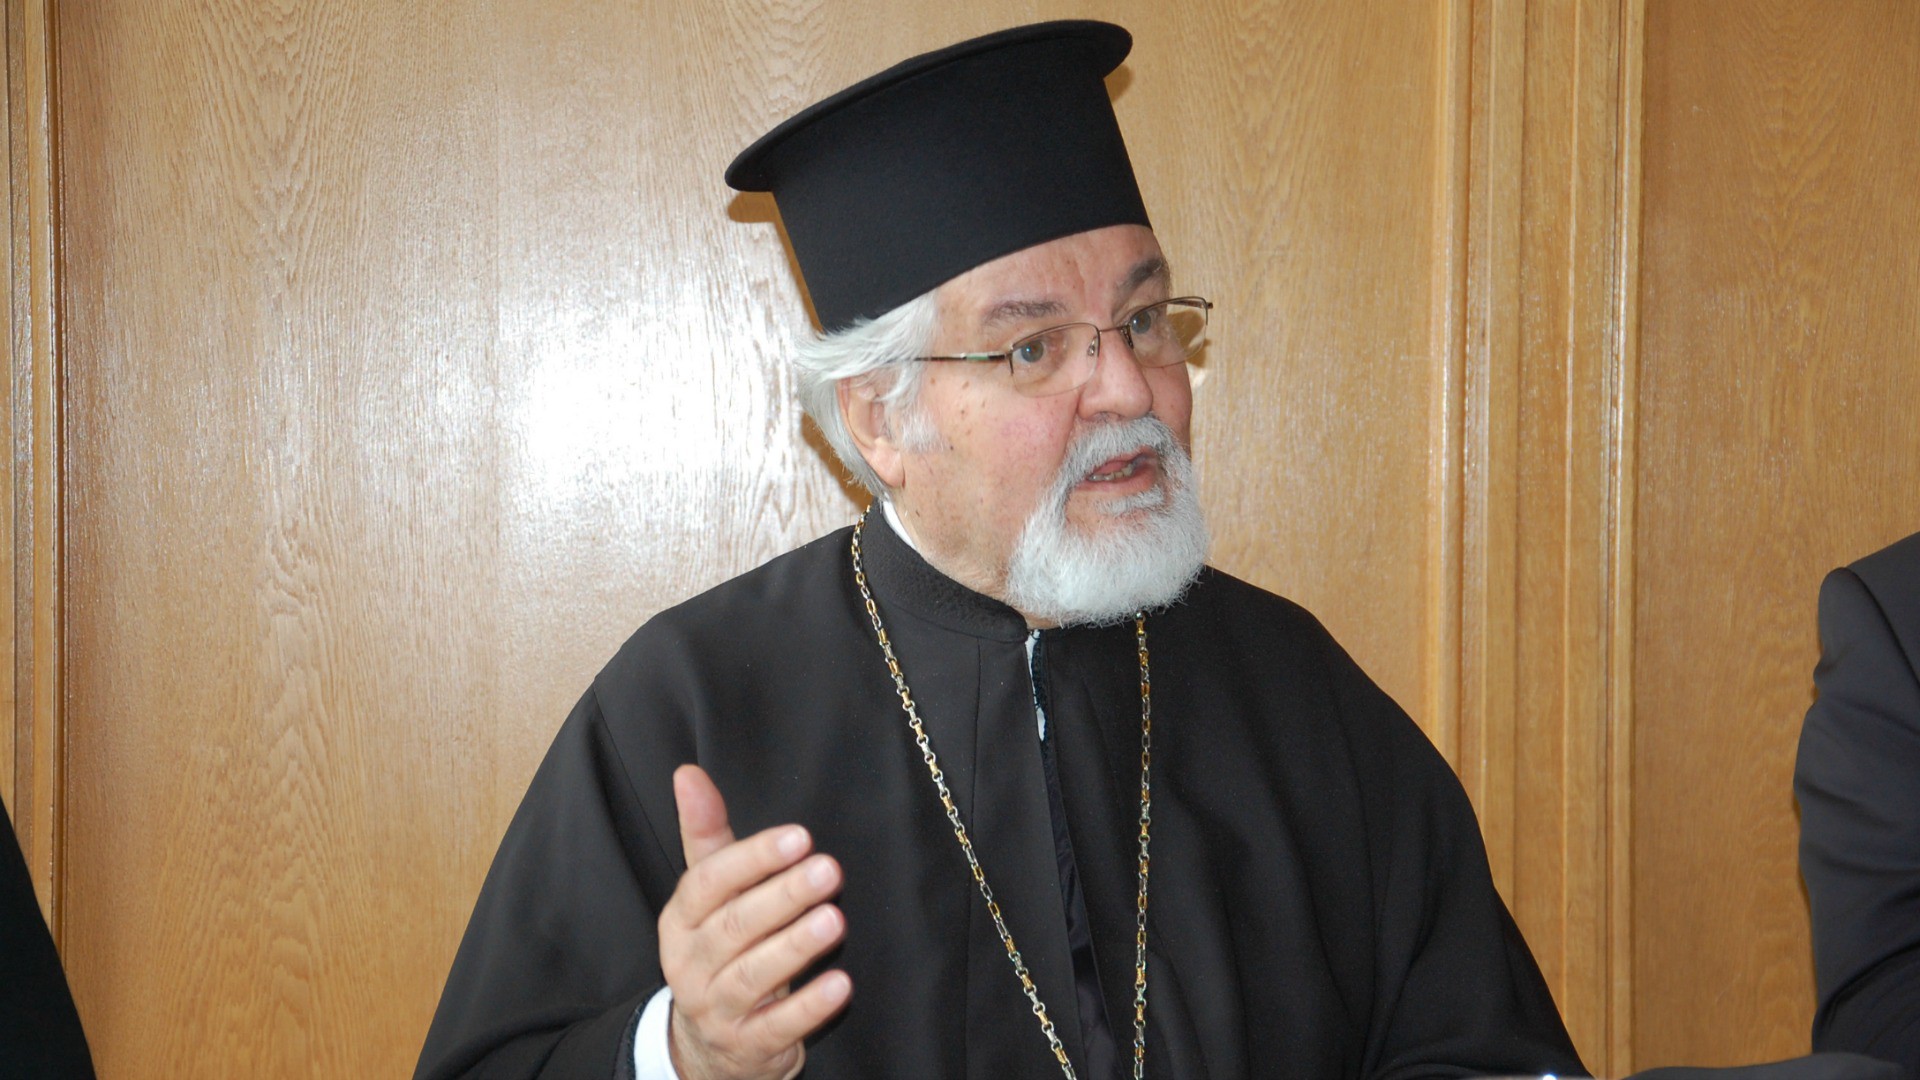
[791,291,942,496]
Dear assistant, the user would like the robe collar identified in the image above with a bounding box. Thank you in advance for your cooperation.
[860,501,1030,643]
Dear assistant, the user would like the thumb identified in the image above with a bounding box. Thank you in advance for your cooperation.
[673,763,735,867]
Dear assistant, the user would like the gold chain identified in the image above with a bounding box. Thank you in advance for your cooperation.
[851,514,1153,1079]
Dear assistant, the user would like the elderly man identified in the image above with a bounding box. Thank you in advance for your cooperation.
[417,21,1583,1080]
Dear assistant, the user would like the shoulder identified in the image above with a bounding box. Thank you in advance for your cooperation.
[590,526,857,713]
[1851,528,1920,588]
[1841,530,1920,660]
[1165,564,1337,655]
[1814,531,1920,690]
[1168,567,1457,788]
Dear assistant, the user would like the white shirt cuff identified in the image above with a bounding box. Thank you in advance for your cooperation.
[632,986,679,1080]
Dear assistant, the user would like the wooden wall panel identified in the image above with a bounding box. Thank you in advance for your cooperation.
[48,2,1459,1074]
[1178,3,1447,735]
[1499,3,1642,1071]
[1634,0,1920,1067]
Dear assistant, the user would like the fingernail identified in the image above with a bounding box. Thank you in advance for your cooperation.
[805,857,835,889]
[777,826,808,859]
[819,970,851,1003]
[810,907,840,941]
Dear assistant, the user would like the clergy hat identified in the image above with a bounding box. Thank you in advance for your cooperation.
[725,20,1149,332]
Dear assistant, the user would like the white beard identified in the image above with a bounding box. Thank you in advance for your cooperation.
[1002,415,1210,626]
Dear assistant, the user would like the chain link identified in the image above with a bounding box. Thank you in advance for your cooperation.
[852,514,1153,1079]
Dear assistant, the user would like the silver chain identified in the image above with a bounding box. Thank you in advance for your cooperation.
[851,514,1153,1079]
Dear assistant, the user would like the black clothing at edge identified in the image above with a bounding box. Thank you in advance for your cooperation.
[1798,530,1920,1078]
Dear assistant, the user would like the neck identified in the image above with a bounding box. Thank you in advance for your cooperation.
[880,497,1055,629]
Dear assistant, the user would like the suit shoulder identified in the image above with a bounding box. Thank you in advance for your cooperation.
[1828,531,1920,675]
[1851,529,1920,586]
[1848,531,1920,637]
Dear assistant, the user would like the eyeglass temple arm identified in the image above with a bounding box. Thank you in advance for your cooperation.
[914,352,1009,363]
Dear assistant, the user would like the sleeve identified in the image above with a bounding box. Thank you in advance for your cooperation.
[415,687,679,1080]
[1318,632,1589,1080]
[1796,566,1920,1075]
[632,988,682,1080]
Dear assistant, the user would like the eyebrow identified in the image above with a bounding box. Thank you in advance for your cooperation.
[975,255,1176,333]
[981,297,1068,332]
[1119,256,1172,300]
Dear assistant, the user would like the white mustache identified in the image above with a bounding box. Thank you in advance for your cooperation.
[1057,416,1183,488]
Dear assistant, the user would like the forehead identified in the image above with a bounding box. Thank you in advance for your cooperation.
[935,224,1167,325]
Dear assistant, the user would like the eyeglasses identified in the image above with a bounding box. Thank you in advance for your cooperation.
[912,296,1212,398]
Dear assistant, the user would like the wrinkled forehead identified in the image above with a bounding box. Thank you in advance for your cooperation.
[934,224,1171,332]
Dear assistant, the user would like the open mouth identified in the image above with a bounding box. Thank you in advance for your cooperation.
[1085,450,1155,483]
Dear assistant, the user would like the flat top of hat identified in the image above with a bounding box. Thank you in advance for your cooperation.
[724,20,1131,191]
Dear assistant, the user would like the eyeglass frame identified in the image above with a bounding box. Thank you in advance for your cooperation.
[908,295,1213,397]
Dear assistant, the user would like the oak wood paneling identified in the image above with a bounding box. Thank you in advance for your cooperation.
[1500,3,1643,1072]
[1635,0,1920,1066]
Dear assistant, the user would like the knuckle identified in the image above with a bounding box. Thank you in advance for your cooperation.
[680,860,718,899]
[718,900,752,945]
[723,953,765,1004]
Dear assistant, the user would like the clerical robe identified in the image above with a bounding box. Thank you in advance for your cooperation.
[416,520,1585,1079]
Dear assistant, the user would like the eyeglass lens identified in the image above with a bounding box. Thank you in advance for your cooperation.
[1006,299,1209,396]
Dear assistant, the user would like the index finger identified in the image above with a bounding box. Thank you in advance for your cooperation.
[674,764,736,867]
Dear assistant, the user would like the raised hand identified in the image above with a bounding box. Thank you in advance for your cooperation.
[660,764,851,1080]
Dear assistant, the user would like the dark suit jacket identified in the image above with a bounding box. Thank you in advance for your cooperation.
[1,799,95,1078]
[1797,529,1920,1077]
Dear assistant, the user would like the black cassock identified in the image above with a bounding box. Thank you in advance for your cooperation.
[417,521,1584,1080]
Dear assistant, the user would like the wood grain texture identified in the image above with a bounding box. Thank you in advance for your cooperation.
[2,0,17,821]
[5,0,62,930]
[1461,0,1527,904]
[1634,0,1920,1066]
[1167,1,1450,731]
[1608,5,1646,1070]
[1502,2,1643,1072]
[1441,5,1643,1071]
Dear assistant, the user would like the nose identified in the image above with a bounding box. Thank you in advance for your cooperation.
[1076,325,1155,420]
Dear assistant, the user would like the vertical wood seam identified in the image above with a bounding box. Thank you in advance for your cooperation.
[1427,0,1471,773]
[1461,0,1526,894]
[1555,0,1626,1068]
[6,0,61,935]
[1607,0,1647,1070]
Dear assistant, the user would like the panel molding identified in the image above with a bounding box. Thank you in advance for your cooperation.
[1433,2,1644,1074]
[4,0,64,934]
[1605,5,1645,1070]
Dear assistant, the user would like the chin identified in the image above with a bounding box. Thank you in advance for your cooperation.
[1005,478,1209,627]
[1067,482,1170,530]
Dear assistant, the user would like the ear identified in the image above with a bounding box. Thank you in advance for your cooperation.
[837,376,908,490]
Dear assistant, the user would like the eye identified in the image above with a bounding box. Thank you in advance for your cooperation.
[1128,304,1164,338]
[1011,328,1075,367]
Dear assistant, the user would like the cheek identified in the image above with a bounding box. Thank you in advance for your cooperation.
[1149,370,1194,438]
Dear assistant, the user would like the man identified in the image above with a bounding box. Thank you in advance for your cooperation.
[417,22,1583,1080]
[1797,529,1920,1077]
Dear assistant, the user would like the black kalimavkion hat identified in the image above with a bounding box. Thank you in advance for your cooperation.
[725,20,1149,332]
